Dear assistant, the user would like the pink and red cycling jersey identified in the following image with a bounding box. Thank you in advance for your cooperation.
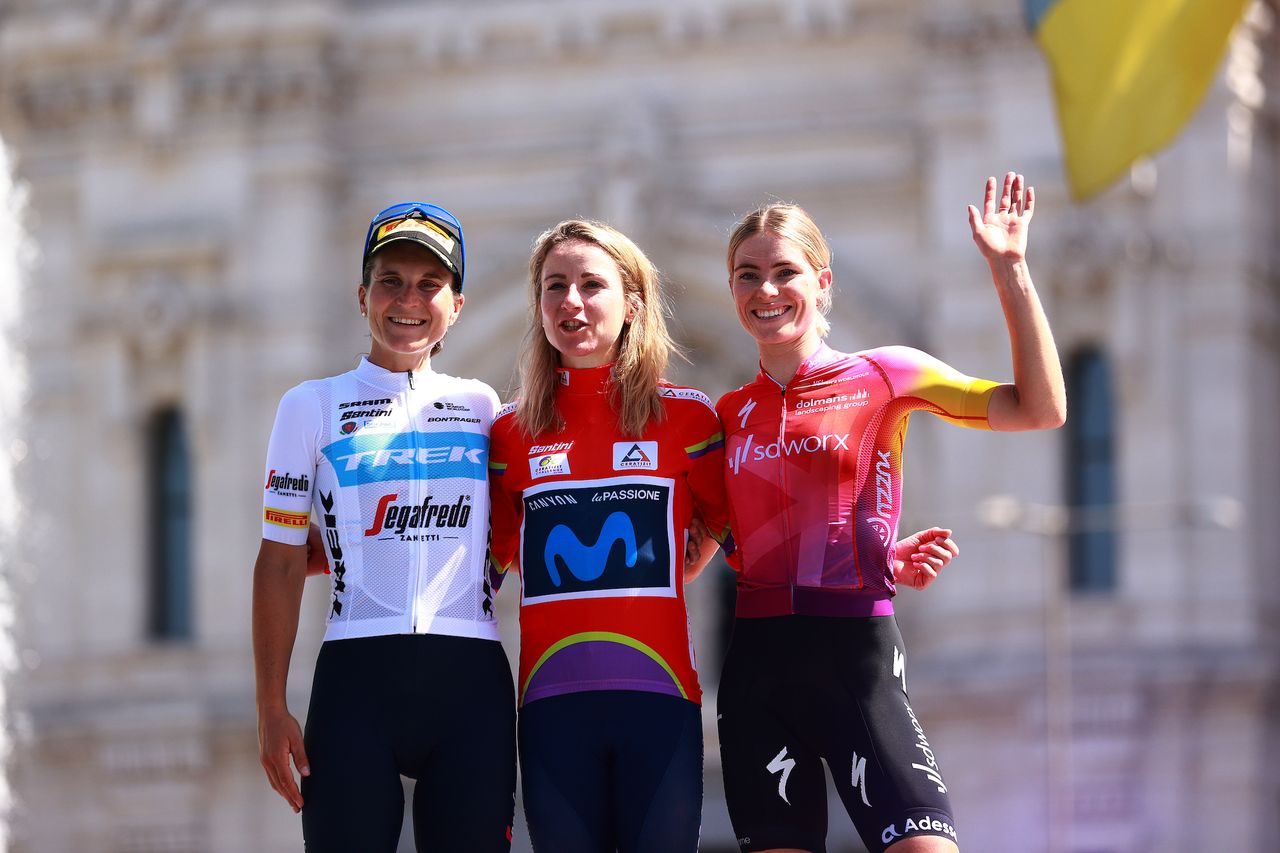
[716,343,999,618]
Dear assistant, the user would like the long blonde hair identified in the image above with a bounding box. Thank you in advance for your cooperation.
[517,220,679,438]
[727,203,833,337]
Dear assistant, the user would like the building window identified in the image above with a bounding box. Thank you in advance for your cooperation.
[148,407,193,640]
[1065,349,1116,592]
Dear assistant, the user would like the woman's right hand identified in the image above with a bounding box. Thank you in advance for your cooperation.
[257,706,309,812]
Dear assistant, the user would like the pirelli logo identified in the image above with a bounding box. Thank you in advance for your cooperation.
[264,507,310,529]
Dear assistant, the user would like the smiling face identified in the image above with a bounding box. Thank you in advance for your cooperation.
[538,239,634,368]
[358,241,464,372]
[729,231,832,352]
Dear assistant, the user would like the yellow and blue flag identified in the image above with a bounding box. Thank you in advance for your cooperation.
[1027,0,1251,200]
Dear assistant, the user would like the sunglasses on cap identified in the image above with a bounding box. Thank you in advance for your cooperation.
[362,202,467,290]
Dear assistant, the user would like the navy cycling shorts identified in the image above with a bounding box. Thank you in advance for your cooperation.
[519,690,703,853]
[717,615,958,852]
[300,633,516,853]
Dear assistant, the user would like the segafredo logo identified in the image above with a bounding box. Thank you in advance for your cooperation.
[727,432,851,475]
[364,493,473,538]
[265,470,310,494]
[865,450,895,546]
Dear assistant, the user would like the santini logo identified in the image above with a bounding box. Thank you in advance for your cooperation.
[728,432,851,474]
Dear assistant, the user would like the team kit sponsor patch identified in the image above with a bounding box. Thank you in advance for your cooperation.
[264,507,309,529]
[519,476,675,604]
[529,452,571,478]
[612,441,658,471]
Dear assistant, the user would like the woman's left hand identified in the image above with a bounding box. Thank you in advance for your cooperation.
[892,527,959,591]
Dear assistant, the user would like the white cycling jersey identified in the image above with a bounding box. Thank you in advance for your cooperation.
[261,357,501,642]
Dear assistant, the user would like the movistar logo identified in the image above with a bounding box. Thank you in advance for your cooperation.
[543,512,637,587]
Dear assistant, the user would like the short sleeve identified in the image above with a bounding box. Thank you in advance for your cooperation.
[261,384,321,545]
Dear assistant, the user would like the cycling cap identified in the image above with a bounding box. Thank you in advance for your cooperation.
[363,202,466,290]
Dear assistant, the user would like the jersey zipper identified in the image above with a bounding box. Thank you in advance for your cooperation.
[406,369,422,631]
[771,376,795,596]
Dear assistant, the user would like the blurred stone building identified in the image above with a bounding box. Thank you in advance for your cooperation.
[1,0,1277,850]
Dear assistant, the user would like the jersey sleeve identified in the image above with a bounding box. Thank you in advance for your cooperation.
[682,403,734,560]
[870,345,1000,430]
[261,384,321,545]
[486,412,522,589]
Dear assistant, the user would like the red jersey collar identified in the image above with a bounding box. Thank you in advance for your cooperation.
[756,342,839,387]
[555,363,615,396]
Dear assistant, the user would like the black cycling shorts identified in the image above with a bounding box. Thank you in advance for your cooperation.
[300,633,516,853]
[717,615,958,852]
[519,690,703,853]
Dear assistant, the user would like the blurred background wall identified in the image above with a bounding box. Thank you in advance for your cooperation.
[0,0,1277,850]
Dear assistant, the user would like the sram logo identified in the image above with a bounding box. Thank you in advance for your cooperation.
[727,432,851,474]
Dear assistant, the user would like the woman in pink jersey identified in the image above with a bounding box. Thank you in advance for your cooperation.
[715,173,1067,853]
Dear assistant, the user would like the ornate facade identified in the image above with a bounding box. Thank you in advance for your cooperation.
[2,0,1277,850]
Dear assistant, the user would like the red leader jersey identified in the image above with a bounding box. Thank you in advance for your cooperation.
[488,364,732,707]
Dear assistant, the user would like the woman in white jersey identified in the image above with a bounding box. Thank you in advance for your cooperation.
[252,202,516,852]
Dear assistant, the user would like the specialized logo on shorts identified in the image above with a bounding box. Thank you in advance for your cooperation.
[893,645,907,694]
[903,701,947,794]
[767,746,796,804]
[529,452,571,478]
[881,815,958,845]
[866,450,896,546]
[322,431,487,485]
[520,476,675,604]
[613,441,657,470]
[851,751,871,807]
